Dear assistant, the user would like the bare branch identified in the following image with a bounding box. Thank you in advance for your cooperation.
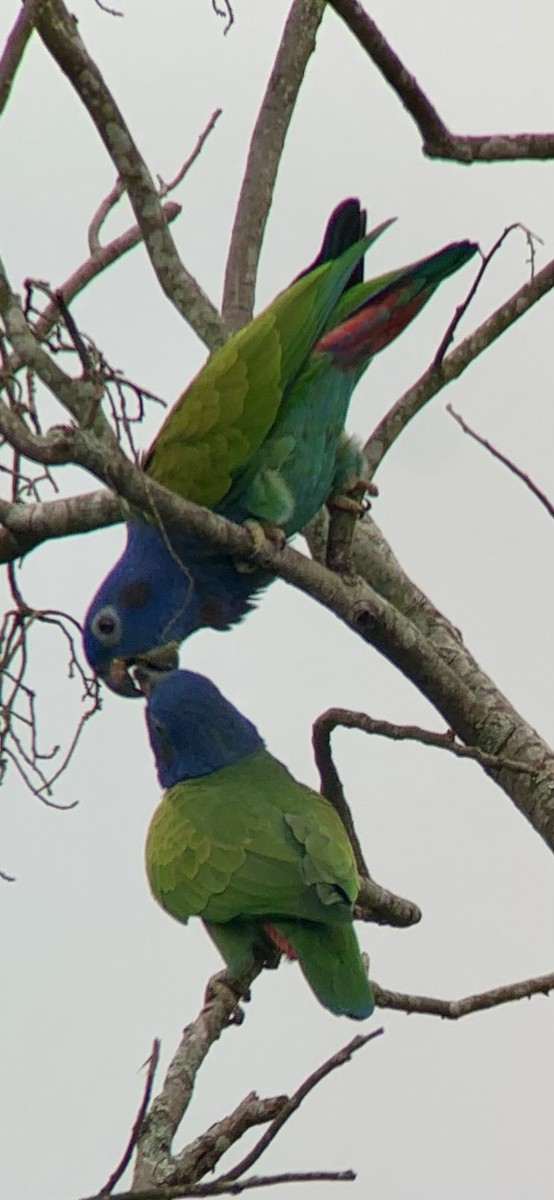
[101,1040,161,1195]
[219,1030,383,1184]
[133,965,262,1189]
[174,1093,288,1187]
[0,490,122,562]
[39,200,180,338]
[433,224,532,366]
[157,110,222,197]
[0,572,101,800]
[76,1170,356,1200]
[34,0,226,350]
[373,972,554,1019]
[211,0,234,35]
[2,405,552,854]
[314,707,538,778]
[0,0,41,116]
[0,255,110,433]
[222,0,325,329]
[327,1,554,162]
[364,251,554,477]
[447,404,554,521]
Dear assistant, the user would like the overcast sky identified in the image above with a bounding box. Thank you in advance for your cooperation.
[2,3,554,1199]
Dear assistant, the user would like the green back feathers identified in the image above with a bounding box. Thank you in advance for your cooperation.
[145,223,391,508]
[146,748,360,927]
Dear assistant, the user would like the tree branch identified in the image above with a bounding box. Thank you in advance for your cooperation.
[2,400,553,855]
[327,1,554,162]
[77,1170,357,1200]
[32,200,181,347]
[101,1040,161,1195]
[373,971,554,1018]
[218,1029,383,1183]
[222,0,325,329]
[314,707,538,777]
[0,490,122,562]
[133,966,262,1189]
[447,403,554,520]
[364,252,554,477]
[0,0,41,115]
[34,0,226,350]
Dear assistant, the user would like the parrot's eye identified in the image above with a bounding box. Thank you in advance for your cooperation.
[90,605,122,647]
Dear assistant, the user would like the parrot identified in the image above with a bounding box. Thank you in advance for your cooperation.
[83,199,477,694]
[140,666,374,1020]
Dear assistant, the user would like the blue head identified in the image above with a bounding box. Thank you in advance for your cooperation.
[143,668,264,789]
[83,520,266,696]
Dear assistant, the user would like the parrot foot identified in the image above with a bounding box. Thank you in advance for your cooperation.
[235,519,286,573]
[327,477,378,518]
[326,479,378,578]
[204,969,248,1025]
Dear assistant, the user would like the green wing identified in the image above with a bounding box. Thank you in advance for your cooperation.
[144,223,391,508]
[146,748,360,927]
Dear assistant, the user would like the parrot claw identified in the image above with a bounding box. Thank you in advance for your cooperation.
[325,478,378,577]
[327,477,378,518]
[235,519,286,573]
[204,969,248,1025]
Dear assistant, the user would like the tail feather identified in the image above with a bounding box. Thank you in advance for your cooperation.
[272,919,374,1020]
[318,240,477,368]
[298,199,368,290]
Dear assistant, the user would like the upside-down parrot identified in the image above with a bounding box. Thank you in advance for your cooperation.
[83,200,477,694]
[141,666,374,1020]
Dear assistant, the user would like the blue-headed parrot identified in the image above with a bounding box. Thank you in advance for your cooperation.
[83,200,477,693]
[141,666,374,1020]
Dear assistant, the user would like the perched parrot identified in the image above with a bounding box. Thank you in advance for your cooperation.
[83,200,477,694]
[141,666,374,1020]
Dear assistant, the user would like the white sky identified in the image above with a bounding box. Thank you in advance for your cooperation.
[1,3,554,1199]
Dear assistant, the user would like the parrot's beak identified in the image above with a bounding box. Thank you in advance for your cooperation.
[102,657,141,697]
[101,643,180,698]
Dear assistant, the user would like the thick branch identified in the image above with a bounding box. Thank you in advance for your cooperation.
[328,1,554,162]
[364,252,554,476]
[222,0,325,329]
[373,971,554,1018]
[3,409,554,854]
[34,0,226,350]
[0,490,122,562]
[0,0,41,115]
[133,966,261,1189]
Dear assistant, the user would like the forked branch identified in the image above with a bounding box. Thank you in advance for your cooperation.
[328,0,554,162]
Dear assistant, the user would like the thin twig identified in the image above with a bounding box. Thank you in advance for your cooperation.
[211,0,234,34]
[447,404,554,520]
[364,250,554,477]
[158,109,222,195]
[218,1030,383,1183]
[101,1040,161,1195]
[433,225,516,365]
[88,179,125,253]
